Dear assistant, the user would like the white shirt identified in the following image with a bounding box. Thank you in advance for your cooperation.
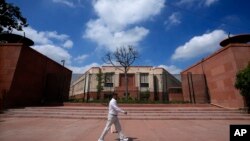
[108,98,125,115]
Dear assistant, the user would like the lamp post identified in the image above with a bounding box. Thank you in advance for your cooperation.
[61,60,65,66]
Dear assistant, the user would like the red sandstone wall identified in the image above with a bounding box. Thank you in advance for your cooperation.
[181,75,189,102]
[44,57,72,103]
[231,44,250,71]
[168,93,183,101]
[7,45,47,107]
[0,44,22,110]
[168,88,183,102]
[181,44,249,108]
[2,44,72,108]
[181,74,208,103]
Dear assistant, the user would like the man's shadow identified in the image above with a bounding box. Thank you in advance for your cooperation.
[115,137,138,141]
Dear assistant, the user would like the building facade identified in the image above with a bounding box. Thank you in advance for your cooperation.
[0,34,72,109]
[181,34,250,109]
[70,66,181,102]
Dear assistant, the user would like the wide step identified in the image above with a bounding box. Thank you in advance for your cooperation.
[1,106,249,120]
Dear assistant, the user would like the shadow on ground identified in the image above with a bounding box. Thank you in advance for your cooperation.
[115,137,138,141]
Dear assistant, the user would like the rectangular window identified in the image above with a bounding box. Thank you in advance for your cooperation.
[140,73,149,87]
[105,73,113,87]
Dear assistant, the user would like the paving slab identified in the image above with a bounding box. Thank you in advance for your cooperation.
[1,117,250,141]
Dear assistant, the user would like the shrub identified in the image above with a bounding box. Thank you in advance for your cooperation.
[235,64,250,113]
[235,64,250,97]
[140,90,150,101]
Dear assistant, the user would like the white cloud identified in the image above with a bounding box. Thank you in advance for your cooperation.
[74,54,88,63]
[85,21,149,51]
[84,0,164,51]
[94,0,165,31]
[205,0,219,6]
[15,27,74,48]
[52,0,85,8]
[46,31,69,41]
[15,27,74,62]
[63,40,73,48]
[169,12,181,25]
[52,0,75,8]
[68,63,100,74]
[171,29,227,60]
[164,12,181,30]
[31,44,72,65]
[113,27,149,47]
[20,27,52,44]
[176,0,218,8]
[13,26,103,74]
[158,65,182,74]
[13,26,79,70]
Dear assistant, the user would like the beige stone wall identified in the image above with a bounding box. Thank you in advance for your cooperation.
[70,74,86,97]
[70,66,173,100]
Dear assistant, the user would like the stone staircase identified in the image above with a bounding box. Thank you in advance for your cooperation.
[1,105,250,120]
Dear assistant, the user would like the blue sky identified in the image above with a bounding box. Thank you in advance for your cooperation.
[8,0,250,74]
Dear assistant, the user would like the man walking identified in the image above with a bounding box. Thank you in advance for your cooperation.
[98,93,129,141]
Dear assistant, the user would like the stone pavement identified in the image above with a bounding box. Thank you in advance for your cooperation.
[0,105,250,141]
[1,117,250,141]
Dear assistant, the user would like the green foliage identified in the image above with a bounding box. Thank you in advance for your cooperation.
[140,90,150,101]
[235,64,250,97]
[67,98,84,103]
[0,0,28,33]
[96,70,104,99]
[118,96,134,103]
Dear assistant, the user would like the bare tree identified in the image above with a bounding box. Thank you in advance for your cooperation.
[103,45,139,100]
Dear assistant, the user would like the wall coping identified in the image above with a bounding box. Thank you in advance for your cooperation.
[1,43,72,73]
[181,43,250,73]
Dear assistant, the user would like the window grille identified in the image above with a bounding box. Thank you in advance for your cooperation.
[140,73,149,87]
[105,73,113,87]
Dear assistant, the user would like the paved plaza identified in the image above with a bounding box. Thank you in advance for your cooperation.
[1,117,250,141]
[0,105,250,141]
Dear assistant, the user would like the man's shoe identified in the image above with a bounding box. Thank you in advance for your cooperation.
[120,138,129,141]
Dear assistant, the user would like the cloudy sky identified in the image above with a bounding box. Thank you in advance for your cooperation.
[8,0,250,74]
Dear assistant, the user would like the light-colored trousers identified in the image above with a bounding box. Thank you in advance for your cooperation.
[99,114,126,140]
[111,124,116,133]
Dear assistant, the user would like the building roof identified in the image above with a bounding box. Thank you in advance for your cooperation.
[220,34,250,47]
[0,33,34,46]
